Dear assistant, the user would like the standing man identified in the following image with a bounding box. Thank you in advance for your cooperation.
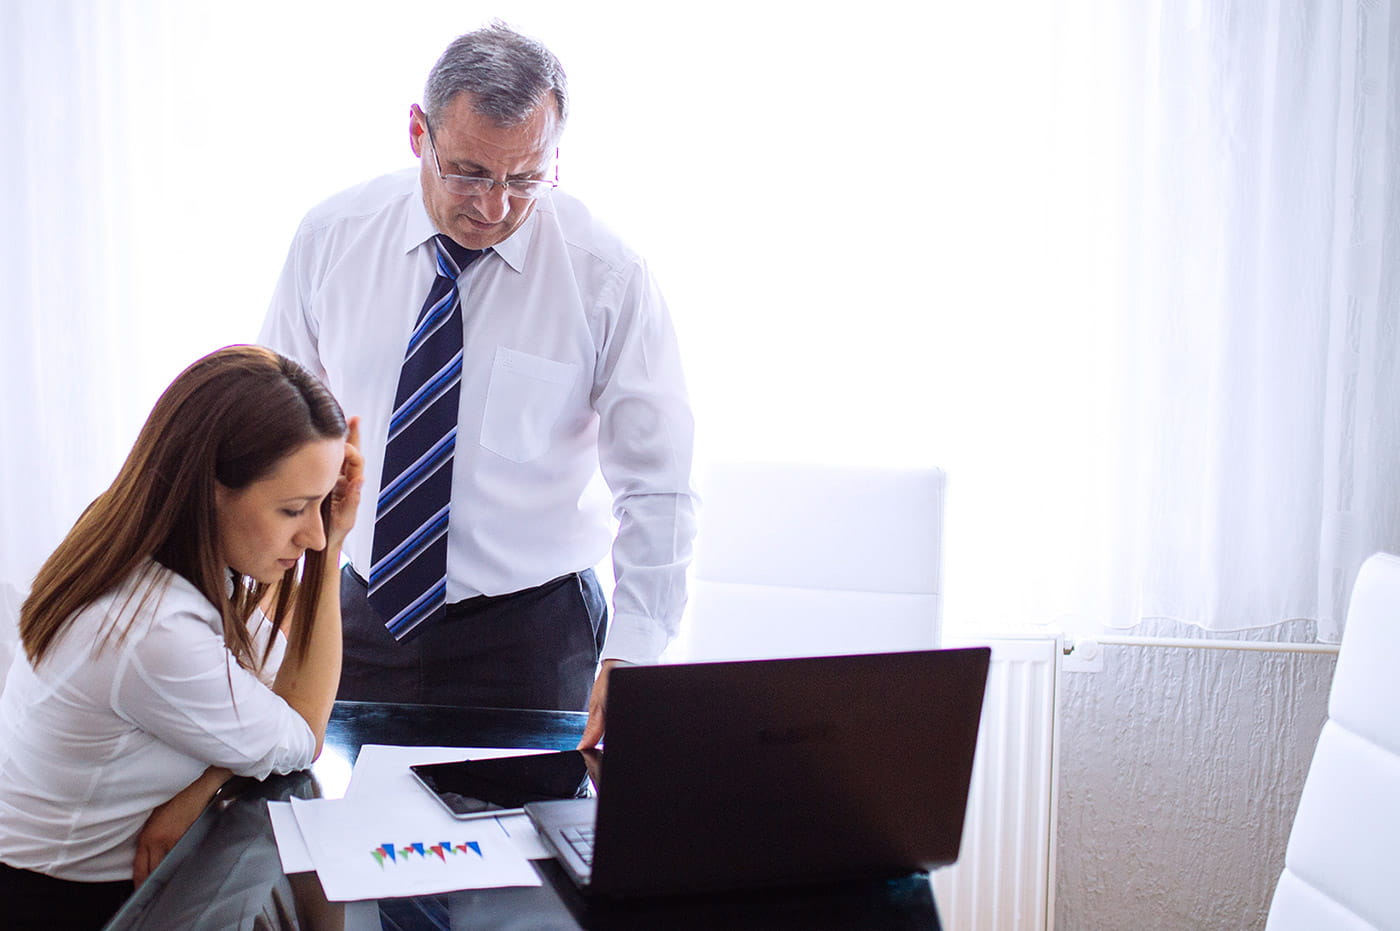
[259,22,696,747]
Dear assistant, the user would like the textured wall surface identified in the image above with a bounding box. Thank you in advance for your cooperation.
[1055,619,1336,931]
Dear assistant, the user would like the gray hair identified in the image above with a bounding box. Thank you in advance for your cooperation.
[424,21,568,134]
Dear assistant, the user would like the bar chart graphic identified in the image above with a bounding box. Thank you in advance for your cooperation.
[372,841,484,867]
[286,777,541,898]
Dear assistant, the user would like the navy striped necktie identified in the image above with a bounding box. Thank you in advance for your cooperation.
[368,234,481,641]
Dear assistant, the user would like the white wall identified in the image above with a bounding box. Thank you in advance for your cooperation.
[1055,619,1335,930]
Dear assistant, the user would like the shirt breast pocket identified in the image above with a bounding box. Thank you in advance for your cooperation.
[479,347,579,463]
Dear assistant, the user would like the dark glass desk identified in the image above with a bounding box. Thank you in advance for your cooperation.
[104,701,942,930]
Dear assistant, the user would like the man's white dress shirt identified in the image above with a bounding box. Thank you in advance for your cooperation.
[0,563,315,881]
[259,169,696,663]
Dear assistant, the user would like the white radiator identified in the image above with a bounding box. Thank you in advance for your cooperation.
[933,637,1060,931]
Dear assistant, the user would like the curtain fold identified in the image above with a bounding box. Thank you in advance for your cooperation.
[1061,0,1400,639]
[1,1,147,588]
[1315,0,1400,641]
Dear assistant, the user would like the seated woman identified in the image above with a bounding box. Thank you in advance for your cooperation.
[0,345,363,930]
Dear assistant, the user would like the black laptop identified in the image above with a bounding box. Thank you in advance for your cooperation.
[526,647,990,898]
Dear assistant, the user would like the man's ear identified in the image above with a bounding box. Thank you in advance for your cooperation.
[409,104,427,158]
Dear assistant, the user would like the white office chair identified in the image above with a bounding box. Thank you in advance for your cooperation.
[1265,552,1400,931]
[671,461,945,662]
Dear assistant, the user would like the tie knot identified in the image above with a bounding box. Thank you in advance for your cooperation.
[434,235,481,279]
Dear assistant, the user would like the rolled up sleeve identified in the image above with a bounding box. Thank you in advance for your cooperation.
[112,607,315,781]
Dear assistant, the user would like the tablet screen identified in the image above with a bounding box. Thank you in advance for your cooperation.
[410,750,596,818]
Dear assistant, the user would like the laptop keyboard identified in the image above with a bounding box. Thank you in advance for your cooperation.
[561,824,596,867]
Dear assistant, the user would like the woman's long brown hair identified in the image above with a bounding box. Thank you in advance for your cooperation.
[20,345,347,671]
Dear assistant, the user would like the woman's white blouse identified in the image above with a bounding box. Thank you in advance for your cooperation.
[0,562,315,881]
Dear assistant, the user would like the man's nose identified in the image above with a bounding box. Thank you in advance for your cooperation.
[474,185,511,223]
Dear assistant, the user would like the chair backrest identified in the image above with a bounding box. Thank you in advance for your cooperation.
[673,461,945,662]
[1265,551,1400,931]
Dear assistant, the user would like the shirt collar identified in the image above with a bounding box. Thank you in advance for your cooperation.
[401,173,439,255]
[399,171,536,273]
[490,211,534,272]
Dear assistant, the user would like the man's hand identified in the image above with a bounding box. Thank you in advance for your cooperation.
[578,659,624,749]
[132,767,231,887]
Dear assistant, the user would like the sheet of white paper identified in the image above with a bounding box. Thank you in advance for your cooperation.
[491,812,553,860]
[289,795,540,901]
[266,801,315,873]
[344,744,554,859]
[344,744,546,799]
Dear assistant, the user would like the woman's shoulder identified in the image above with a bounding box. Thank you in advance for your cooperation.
[28,561,221,675]
[74,560,221,642]
[136,562,223,630]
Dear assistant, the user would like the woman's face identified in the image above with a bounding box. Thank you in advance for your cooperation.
[215,438,343,584]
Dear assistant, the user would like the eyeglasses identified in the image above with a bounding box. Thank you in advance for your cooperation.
[423,116,557,201]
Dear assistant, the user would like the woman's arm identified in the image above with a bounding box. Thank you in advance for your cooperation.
[271,419,362,757]
[129,421,363,884]
[132,765,232,887]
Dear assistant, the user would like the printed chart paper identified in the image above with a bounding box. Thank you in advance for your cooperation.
[267,800,314,873]
[344,744,554,859]
[289,795,541,901]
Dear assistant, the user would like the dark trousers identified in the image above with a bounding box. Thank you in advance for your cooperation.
[338,567,607,711]
[0,861,133,931]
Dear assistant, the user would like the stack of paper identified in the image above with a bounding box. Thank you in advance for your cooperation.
[269,746,551,902]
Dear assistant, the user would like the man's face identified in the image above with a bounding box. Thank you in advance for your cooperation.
[410,94,557,251]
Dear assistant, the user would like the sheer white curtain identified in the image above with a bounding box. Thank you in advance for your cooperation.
[0,0,436,589]
[2,1,1396,644]
[1,1,176,587]
[1031,0,1400,641]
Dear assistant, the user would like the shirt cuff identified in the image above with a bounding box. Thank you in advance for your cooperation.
[600,613,670,666]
